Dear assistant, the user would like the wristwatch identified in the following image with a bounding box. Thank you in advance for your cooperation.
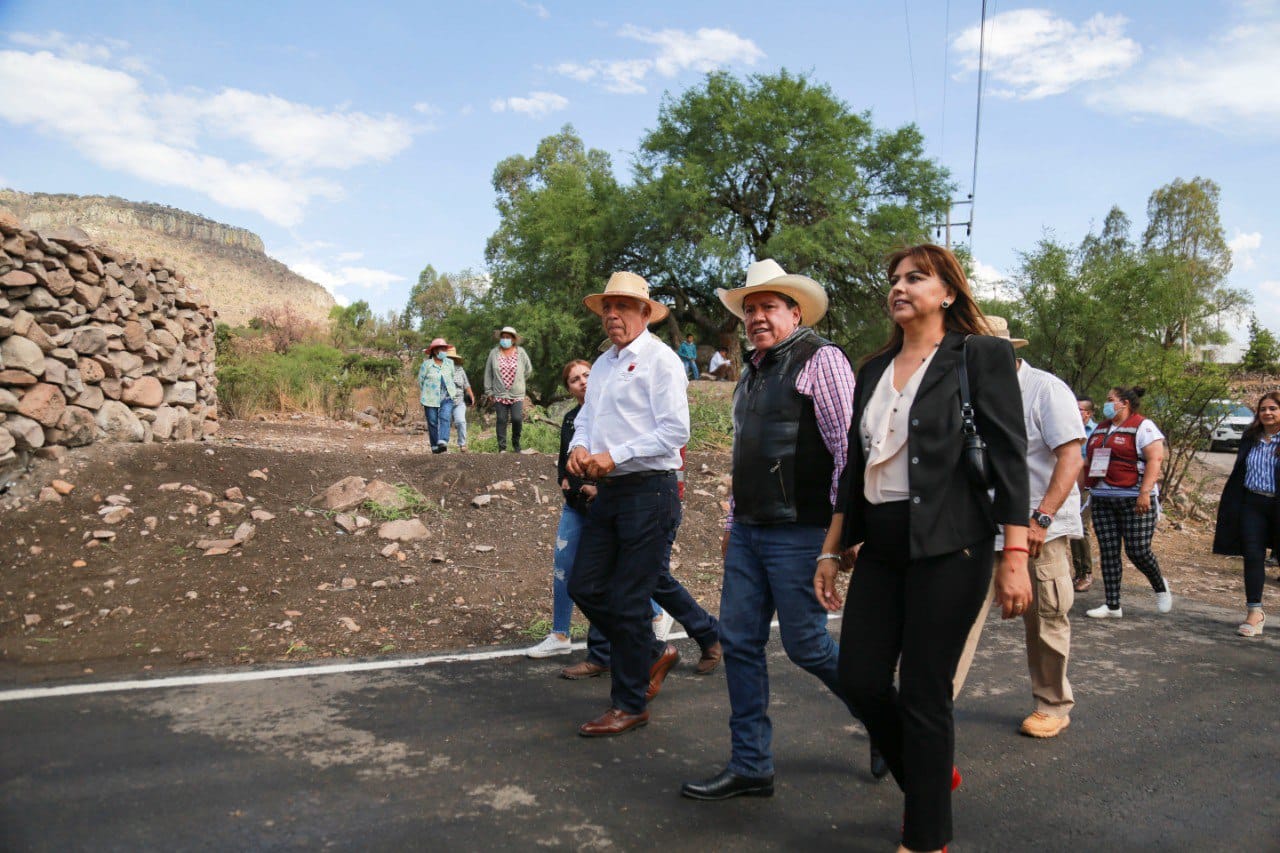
[1031,510,1053,529]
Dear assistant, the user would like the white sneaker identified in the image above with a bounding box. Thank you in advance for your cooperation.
[1086,604,1123,619]
[653,609,675,642]
[1155,581,1173,614]
[526,633,572,658]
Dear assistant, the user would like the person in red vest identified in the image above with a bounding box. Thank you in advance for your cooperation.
[1082,385,1173,618]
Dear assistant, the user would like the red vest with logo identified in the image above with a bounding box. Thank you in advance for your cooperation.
[1085,413,1147,488]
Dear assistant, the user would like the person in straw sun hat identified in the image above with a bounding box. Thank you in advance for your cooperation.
[484,325,533,452]
[566,271,721,737]
[681,259,887,801]
[417,337,459,454]
[444,346,474,452]
[949,315,1086,742]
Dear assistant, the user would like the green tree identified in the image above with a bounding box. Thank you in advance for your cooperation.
[1141,177,1246,349]
[403,265,486,332]
[329,300,373,348]
[1242,315,1280,373]
[635,70,952,349]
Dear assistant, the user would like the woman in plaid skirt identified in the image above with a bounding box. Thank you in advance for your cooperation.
[1082,385,1173,619]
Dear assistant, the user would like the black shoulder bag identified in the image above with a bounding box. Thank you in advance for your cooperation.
[955,336,993,489]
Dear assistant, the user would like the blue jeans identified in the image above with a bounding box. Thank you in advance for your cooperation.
[720,522,858,777]
[424,398,453,448]
[553,505,661,645]
[452,401,468,448]
[681,356,700,380]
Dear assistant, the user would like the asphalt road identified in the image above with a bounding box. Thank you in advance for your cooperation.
[1,597,1277,852]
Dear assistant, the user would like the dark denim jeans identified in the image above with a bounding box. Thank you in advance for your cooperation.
[1240,489,1275,605]
[720,521,857,777]
[568,472,679,713]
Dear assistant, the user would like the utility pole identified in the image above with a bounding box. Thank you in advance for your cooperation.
[930,195,973,249]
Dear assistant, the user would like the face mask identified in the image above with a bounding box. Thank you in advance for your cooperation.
[499,339,513,349]
[1102,402,1116,419]
[435,352,446,362]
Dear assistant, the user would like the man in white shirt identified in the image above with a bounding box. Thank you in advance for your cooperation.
[953,317,1085,739]
[708,346,734,381]
[567,272,709,737]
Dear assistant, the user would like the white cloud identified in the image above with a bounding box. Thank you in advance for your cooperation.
[1230,232,1263,271]
[490,91,569,118]
[953,10,1140,99]
[969,259,1017,300]
[279,247,405,305]
[555,26,763,95]
[1258,280,1280,296]
[1089,10,1280,134]
[517,0,549,19]
[413,101,442,116]
[0,46,416,226]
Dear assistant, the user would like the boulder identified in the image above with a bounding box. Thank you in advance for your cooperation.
[24,287,59,310]
[377,519,430,541]
[122,320,146,351]
[100,377,122,400]
[0,428,12,456]
[44,268,75,297]
[1,335,45,375]
[163,380,198,407]
[16,383,66,427]
[43,225,93,249]
[11,310,34,336]
[77,357,105,383]
[42,357,67,386]
[4,413,45,449]
[109,350,144,378]
[0,369,38,386]
[95,400,145,442]
[72,282,104,310]
[311,476,368,511]
[69,327,108,355]
[151,406,178,439]
[74,384,104,410]
[0,387,18,411]
[53,406,97,447]
[365,479,424,511]
[0,269,36,287]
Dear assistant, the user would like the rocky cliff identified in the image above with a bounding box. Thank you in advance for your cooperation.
[0,190,335,327]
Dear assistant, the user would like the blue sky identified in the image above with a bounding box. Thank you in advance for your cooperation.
[1,0,1277,345]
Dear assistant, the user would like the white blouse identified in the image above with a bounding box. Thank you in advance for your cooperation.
[862,348,940,504]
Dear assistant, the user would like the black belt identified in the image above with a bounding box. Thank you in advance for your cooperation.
[599,470,675,487]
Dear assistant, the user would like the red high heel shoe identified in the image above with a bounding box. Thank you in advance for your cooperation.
[901,767,963,847]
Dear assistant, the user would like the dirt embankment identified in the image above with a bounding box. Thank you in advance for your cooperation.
[0,416,1274,686]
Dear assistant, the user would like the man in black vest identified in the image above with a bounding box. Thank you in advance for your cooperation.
[681,260,883,801]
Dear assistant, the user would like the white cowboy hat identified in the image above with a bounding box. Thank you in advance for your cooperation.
[582,271,670,324]
[443,345,464,364]
[493,326,522,343]
[716,259,829,325]
[984,315,1029,349]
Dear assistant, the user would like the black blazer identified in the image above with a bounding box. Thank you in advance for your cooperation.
[837,330,1029,559]
[1212,435,1280,556]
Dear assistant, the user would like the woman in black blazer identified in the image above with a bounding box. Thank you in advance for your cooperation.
[1212,391,1280,637]
[814,244,1030,853]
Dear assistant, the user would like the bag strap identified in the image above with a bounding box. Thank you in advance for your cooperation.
[956,335,979,438]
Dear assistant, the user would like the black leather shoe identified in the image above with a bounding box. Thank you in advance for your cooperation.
[680,768,774,801]
[870,744,890,781]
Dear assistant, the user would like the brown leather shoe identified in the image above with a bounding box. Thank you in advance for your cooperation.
[1073,575,1093,593]
[645,643,680,701]
[578,707,649,737]
[695,641,723,675]
[560,660,610,680]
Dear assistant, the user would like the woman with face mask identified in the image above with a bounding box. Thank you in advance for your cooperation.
[484,326,534,452]
[1081,385,1172,618]
[417,338,459,454]
[1212,391,1280,636]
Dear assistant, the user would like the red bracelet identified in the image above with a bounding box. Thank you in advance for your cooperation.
[1003,546,1030,554]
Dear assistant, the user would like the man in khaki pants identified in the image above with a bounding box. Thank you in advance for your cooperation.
[953,318,1085,738]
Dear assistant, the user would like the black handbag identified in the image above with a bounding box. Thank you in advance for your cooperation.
[955,336,993,489]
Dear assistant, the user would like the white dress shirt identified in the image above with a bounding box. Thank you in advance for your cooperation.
[571,330,690,474]
[861,348,939,503]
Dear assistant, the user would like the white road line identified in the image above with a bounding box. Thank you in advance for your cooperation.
[0,615,843,703]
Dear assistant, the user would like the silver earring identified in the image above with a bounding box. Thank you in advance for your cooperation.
[941,300,951,308]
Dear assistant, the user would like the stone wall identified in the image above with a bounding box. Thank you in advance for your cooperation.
[0,212,218,473]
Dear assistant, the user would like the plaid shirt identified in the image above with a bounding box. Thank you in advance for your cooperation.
[725,338,855,529]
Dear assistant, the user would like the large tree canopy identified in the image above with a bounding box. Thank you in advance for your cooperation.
[634,70,953,347]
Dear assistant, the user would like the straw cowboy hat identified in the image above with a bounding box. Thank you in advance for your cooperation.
[582,271,670,324]
[716,259,829,325]
[493,326,522,344]
[444,345,464,364]
[425,337,450,353]
[984,315,1028,348]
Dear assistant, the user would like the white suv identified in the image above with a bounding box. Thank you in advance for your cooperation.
[1206,402,1254,451]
